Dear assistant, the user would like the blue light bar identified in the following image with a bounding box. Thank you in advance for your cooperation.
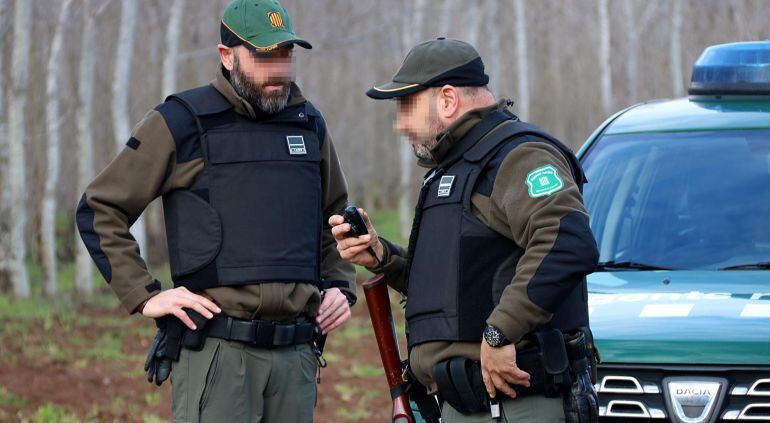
[689,41,770,95]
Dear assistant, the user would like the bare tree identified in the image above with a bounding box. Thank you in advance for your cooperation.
[8,0,32,298]
[624,1,656,102]
[670,0,685,97]
[76,0,97,295]
[41,0,74,297]
[598,0,613,115]
[464,0,485,48]
[397,0,426,241]
[112,0,147,257]
[438,0,457,37]
[514,0,530,121]
[0,0,10,289]
[485,0,502,99]
[163,0,184,96]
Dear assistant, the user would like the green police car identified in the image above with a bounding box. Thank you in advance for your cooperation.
[579,42,770,422]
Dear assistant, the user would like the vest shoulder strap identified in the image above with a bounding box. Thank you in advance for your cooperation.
[166,85,233,116]
[464,120,552,163]
[464,119,586,188]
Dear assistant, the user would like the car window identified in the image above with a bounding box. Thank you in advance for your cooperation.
[582,129,770,269]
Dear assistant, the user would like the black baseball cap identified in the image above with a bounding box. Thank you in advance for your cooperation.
[367,38,489,100]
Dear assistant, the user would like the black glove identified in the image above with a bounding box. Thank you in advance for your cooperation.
[143,310,210,386]
[563,368,598,423]
[144,324,172,386]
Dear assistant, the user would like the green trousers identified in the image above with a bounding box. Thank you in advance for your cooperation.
[171,338,318,423]
[441,395,566,423]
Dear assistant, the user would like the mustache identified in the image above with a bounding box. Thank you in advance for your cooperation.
[260,78,292,86]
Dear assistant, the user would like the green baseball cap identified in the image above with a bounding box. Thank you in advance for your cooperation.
[221,0,311,52]
[367,37,489,100]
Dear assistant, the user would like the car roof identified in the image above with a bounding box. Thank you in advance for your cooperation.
[603,97,770,136]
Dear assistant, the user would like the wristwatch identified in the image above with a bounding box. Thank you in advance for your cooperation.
[483,324,510,347]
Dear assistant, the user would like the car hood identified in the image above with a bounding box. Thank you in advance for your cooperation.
[588,270,770,365]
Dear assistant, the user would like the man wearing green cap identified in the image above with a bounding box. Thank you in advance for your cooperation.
[331,38,600,422]
[75,1,355,421]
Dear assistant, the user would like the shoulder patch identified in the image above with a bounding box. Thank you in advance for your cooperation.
[525,164,564,198]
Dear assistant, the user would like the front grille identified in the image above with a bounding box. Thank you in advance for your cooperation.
[596,364,770,422]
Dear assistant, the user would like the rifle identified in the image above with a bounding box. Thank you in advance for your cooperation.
[363,274,415,423]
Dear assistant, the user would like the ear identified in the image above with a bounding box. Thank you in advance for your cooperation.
[436,85,460,119]
[218,44,236,71]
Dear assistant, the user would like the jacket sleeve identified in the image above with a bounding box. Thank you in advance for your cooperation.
[319,127,358,302]
[366,237,409,294]
[75,106,201,314]
[485,140,599,343]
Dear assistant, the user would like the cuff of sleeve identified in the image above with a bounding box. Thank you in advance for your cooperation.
[340,288,357,307]
[366,237,397,274]
[121,279,162,315]
[486,306,549,345]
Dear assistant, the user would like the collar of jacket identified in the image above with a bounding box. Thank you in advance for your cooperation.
[211,64,310,123]
[419,98,514,168]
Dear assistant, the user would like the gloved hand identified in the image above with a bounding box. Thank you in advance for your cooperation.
[144,322,173,386]
[563,368,598,423]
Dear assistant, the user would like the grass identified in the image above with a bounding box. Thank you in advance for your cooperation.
[31,403,82,423]
[0,209,411,422]
[0,386,28,408]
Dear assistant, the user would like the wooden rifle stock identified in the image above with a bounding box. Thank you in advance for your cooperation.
[363,274,415,423]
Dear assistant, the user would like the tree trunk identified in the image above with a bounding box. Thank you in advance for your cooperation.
[514,0,530,121]
[598,0,613,115]
[0,0,10,291]
[76,0,97,295]
[670,0,685,97]
[112,0,147,258]
[624,1,639,102]
[438,0,456,36]
[162,0,184,96]
[397,0,426,241]
[485,0,501,99]
[8,0,32,298]
[41,0,74,297]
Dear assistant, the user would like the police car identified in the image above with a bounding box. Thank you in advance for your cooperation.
[578,42,770,422]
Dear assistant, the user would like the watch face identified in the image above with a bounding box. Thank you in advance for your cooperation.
[484,326,505,347]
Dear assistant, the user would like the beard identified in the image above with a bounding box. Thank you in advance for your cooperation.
[410,109,446,161]
[231,55,291,115]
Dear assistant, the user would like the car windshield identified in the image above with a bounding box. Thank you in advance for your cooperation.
[582,129,770,270]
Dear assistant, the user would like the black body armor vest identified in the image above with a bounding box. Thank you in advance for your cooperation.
[405,111,588,348]
[162,85,325,292]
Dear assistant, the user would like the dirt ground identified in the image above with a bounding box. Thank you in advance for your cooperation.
[0,287,407,422]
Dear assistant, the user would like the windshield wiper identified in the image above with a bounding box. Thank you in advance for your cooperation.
[595,261,675,271]
[718,262,770,270]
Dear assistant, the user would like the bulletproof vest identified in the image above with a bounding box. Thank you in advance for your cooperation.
[405,110,588,348]
[161,85,324,292]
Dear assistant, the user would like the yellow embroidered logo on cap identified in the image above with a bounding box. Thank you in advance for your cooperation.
[267,11,284,28]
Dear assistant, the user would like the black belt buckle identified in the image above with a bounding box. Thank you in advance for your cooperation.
[254,321,276,347]
[272,322,297,347]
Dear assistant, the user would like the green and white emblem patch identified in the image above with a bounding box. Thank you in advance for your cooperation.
[525,164,564,198]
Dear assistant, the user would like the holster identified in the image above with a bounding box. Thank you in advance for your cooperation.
[157,310,211,360]
[403,361,442,423]
[432,328,597,416]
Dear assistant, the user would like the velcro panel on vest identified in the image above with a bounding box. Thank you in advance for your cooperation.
[163,190,222,279]
[166,85,233,116]
[205,126,322,284]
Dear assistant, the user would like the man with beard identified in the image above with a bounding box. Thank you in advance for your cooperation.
[75,1,355,421]
[330,38,599,422]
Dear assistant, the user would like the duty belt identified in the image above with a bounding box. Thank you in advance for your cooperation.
[202,315,318,348]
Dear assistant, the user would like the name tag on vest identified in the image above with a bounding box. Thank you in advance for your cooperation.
[438,175,455,197]
[287,136,307,155]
